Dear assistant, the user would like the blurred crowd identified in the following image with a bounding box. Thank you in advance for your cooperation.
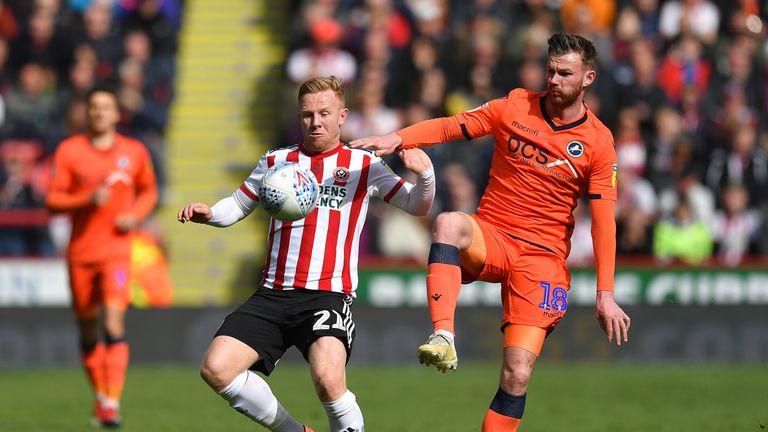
[2,0,767,269]
[0,0,181,255]
[282,0,768,268]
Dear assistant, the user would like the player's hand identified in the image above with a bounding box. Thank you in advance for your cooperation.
[91,186,110,206]
[397,148,432,175]
[115,214,138,233]
[178,202,213,224]
[349,132,403,157]
[596,290,630,346]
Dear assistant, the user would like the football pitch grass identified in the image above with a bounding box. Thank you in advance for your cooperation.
[1,363,766,432]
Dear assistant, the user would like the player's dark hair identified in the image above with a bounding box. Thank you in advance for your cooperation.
[85,85,119,107]
[298,76,345,107]
[547,33,598,70]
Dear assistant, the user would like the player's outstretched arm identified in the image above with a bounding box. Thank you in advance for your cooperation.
[178,203,213,224]
[596,290,630,346]
[349,132,403,157]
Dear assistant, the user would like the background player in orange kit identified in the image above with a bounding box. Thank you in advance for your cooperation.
[351,33,631,431]
[46,87,158,428]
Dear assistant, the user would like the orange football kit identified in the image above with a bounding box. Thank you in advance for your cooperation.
[398,88,618,355]
[48,134,158,317]
[47,133,157,402]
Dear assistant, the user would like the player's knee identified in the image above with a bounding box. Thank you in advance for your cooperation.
[433,212,469,245]
[312,370,346,402]
[103,315,125,339]
[200,355,238,392]
[500,365,532,395]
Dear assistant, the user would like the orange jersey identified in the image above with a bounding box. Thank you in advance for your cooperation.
[400,88,617,259]
[47,134,158,263]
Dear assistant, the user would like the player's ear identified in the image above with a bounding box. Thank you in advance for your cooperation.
[582,69,596,88]
[338,106,349,125]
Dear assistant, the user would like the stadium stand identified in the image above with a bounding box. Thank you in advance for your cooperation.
[1,0,767,304]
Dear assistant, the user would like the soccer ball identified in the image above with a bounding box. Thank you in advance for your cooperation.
[258,162,320,221]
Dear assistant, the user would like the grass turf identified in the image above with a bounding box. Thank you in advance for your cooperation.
[1,363,766,431]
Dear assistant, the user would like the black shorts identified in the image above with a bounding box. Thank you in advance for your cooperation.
[215,288,356,375]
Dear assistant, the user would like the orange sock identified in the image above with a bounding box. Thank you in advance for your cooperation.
[482,409,521,432]
[481,388,525,432]
[81,342,107,396]
[104,338,129,402]
[427,243,461,334]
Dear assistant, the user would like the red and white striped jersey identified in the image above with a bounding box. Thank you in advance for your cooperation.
[237,142,418,296]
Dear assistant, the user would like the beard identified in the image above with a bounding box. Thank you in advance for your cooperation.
[547,83,584,109]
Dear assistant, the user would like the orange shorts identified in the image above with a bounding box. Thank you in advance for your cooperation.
[460,215,571,353]
[68,260,132,320]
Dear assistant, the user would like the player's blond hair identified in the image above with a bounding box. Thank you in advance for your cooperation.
[298,76,345,107]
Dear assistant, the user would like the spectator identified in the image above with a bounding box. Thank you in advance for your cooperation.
[705,122,768,207]
[647,106,685,188]
[614,107,648,176]
[0,1,20,40]
[632,0,661,39]
[0,36,11,92]
[656,35,712,106]
[617,206,654,256]
[436,162,479,215]
[286,17,357,84]
[120,0,180,55]
[560,0,616,35]
[0,139,54,256]
[615,166,657,257]
[658,167,716,226]
[616,38,667,134]
[342,77,401,140]
[711,183,761,266]
[616,165,658,222]
[659,0,721,44]
[1,61,57,140]
[653,198,713,266]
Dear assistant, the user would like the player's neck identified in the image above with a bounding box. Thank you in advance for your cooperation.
[544,98,585,124]
[89,131,116,150]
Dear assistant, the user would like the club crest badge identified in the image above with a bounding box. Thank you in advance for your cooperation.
[333,167,349,184]
[566,141,584,158]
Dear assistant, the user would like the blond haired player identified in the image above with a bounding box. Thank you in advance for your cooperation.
[178,76,435,432]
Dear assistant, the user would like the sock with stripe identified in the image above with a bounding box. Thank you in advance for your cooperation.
[427,243,461,335]
[481,388,525,432]
[104,335,129,404]
[80,340,107,398]
[322,390,364,432]
[219,370,305,432]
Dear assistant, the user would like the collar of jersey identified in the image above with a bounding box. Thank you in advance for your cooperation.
[539,96,589,132]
